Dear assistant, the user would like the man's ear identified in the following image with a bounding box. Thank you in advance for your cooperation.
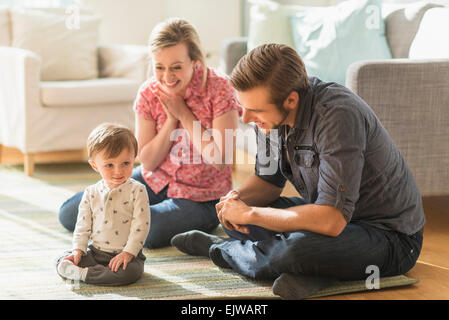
[88,159,99,172]
[284,91,299,111]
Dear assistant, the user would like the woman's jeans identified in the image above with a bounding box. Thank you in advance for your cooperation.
[210,196,423,281]
[58,166,219,248]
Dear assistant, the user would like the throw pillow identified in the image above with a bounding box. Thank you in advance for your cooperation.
[290,0,392,85]
[384,2,442,59]
[408,7,449,59]
[246,0,302,52]
[10,7,101,81]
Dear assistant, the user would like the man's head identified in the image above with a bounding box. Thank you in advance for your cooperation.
[230,44,310,133]
[87,123,138,189]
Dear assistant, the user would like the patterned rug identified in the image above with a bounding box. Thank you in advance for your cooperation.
[0,163,418,300]
[0,163,276,300]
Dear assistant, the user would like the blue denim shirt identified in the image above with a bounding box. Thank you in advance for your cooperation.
[255,77,425,235]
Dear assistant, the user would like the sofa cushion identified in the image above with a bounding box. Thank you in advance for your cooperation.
[98,44,150,80]
[40,78,141,107]
[0,6,9,46]
[10,7,101,81]
[290,0,392,86]
[384,2,442,59]
[409,7,449,59]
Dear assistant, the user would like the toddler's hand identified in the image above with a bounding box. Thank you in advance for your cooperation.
[64,249,83,266]
[109,251,134,272]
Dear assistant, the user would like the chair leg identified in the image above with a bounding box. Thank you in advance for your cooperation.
[24,153,35,176]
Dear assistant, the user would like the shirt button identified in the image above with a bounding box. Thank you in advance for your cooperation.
[339,186,346,192]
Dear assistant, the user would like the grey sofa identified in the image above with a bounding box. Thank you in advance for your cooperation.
[220,3,449,197]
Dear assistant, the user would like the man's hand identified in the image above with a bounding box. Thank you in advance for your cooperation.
[216,190,251,234]
[64,249,84,266]
[109,251,134,272]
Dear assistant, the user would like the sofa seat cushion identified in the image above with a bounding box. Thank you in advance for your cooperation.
[40,78,141,107]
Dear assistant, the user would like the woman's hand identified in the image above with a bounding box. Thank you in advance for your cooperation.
[109,251,134,272]
[154,84,190,123]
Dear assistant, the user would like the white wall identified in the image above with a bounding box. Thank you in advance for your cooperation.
[164,0,241,68]
[82,0,242,68]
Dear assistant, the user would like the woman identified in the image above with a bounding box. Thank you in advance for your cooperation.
[58,18,241,248]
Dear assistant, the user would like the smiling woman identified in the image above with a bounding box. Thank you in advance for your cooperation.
[58,18,242,249]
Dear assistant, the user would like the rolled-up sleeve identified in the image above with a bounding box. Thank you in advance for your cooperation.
[314,105,366,222]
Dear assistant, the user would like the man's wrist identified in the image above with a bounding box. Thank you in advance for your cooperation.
[246,206,258,225]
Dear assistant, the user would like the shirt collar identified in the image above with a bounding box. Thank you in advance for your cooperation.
[99,178,132,193]
[292,85,314,131]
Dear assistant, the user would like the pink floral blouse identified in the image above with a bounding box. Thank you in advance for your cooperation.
[133,64,241,201]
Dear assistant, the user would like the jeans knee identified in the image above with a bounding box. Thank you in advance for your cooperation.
[58,192,83,232]
[144,230,167,249]
[58,207,75,231]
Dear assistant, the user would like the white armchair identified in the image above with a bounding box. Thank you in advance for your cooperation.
[0,7,150,176]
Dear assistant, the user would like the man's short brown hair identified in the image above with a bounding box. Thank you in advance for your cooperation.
[87,123,138,160]
[230,43,310,107]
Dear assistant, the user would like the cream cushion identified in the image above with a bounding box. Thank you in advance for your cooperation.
[246,0,300,52]
[0,6,9,46]
[40,78,141,107]
[99,44,151,79]
[408,7,449,59]
[10,7,101,81]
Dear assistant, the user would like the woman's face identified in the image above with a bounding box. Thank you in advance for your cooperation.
[153,42,196,96]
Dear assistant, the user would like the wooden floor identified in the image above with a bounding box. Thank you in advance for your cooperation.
[2,145,449,299]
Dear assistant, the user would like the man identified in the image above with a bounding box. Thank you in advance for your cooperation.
[171,44,425,299]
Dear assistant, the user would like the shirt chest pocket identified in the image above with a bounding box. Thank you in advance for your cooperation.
[292,148,319,199]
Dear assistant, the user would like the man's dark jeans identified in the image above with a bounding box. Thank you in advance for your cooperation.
[210,196,423,281]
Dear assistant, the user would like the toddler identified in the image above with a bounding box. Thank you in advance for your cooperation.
[56,123,150,286]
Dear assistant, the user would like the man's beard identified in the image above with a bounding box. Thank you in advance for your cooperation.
[272,104,290,129]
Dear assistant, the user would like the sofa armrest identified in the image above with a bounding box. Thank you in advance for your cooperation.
[98,44,150,83]
[346,59,449,196]
[219,37,248,75]
[0,47,41,152]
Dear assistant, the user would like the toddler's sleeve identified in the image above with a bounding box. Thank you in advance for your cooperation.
[123,185,151,256]
[72,189,93,254]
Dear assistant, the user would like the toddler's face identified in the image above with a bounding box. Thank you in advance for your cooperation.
[89,148,135,189]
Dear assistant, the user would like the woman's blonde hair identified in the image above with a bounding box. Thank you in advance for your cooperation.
[149,18,207,88]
